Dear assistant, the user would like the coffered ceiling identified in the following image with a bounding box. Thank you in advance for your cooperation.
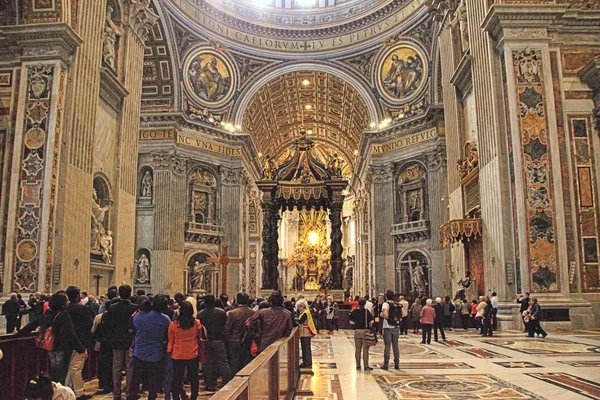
[242,70,370,162]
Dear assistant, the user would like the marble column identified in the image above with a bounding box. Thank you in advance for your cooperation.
[427,147,449,294]
[369,165,395,295]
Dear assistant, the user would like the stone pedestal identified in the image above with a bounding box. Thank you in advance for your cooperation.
[329,289,346,302]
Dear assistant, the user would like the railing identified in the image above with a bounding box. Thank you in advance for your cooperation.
[0,333,98,400]
[211,327,300,400]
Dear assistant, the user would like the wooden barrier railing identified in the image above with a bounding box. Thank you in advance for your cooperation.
[211,327,300,400]
[0,333,98,400]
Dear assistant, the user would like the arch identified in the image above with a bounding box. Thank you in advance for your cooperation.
[395,248,431,296]
[185,249,217,265]
[232,61,382,126]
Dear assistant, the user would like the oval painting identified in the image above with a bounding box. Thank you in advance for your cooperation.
[376,44,428,104]
[183,49,236,108]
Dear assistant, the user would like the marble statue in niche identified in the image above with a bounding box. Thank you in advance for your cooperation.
[140,170,153,198]
[457,0,469,52]
[135,254,150,284]
[103,5,121,70]
[413,262,428,292]
[191,261,210,290]
[397,163,427,224]
[91,188,113,264]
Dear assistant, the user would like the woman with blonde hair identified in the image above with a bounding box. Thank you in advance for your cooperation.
[296,299,316,368]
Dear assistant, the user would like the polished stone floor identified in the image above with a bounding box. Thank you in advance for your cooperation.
[85,328,600,400]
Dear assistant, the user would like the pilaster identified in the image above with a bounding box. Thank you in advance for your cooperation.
[369,164,394,295]
[220,166,244,295]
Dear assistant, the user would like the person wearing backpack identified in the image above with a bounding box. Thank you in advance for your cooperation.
[380,290,401,370]
[19,292,88,386]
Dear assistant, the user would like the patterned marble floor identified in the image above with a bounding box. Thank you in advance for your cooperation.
[82,329,600,400]
[297,328,600,400]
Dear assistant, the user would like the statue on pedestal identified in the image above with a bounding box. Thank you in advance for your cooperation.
[91,188,113,264]
[191,261,207,291]
[103,6,121,69]
[412,262,428,292]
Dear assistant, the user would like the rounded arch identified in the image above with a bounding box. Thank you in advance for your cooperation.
[397,248,432,264]
[92,173,112,201]
[232,61,382,126]
[394,159,428,183]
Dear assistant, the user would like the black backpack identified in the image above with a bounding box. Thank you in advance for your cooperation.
[386,301,403,327]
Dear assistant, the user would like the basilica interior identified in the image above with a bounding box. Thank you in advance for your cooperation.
[0,0,600,398]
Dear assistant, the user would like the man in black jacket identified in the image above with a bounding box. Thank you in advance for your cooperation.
[517,292,530,332]
[433,297,446,341]
[66,286,93,400]
[198,294,231,392]
[1,293,21,334]
[103,285,138,400]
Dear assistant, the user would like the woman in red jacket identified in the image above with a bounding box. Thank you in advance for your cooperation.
[168,301,202,400]
[419,299,436,344]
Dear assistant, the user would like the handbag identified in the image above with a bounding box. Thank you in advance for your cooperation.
[197,322,209,364]
[363,309,377,347]
[35,312,62,351]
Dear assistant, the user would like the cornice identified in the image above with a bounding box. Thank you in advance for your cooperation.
[482,4,568,45]
[0,23,82,65]
[99,67,130,112]
[450,52,472,101]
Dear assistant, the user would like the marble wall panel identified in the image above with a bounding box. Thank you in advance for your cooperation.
[512,49,560,293]
[568,115,600,292]
[93,99,119,185]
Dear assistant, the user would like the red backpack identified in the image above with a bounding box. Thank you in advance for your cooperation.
[35,312,61,351]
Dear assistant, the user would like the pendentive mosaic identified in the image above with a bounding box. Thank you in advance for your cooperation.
[512,49,560,293]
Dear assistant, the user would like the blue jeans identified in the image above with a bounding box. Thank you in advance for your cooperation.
[48,349,71,384]
[383,327,400,367]
[163,352,173,400]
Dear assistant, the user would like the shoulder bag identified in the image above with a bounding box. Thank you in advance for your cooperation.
[363,309,377,347]
[197,320,210,364]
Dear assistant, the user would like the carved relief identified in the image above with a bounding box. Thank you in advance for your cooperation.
[189,167,217,224]
[456,141,479,179]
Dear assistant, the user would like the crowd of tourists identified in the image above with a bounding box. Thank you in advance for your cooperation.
[1,285,550,400]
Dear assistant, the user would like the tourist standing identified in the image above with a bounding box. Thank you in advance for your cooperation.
[65,286,93,400]
[19,292,88,386]
[225,292,255,375]
[168,301,202,400]
[2,293,21,334]
[476,296,486,334]
[296,299,316,368]
[410,297,422,334]
[102,285,139,400]
[517,292,530,332]
[442,296,455,331]
[491,291,499,331]
[433,297,446,341]
[380,290,401,370]
[349,298,374,371]
[470,299,478,329]
[482,297,494,337]
[460,299,471,330]
[247,292,293,353]
[325,298,335,334]
[527,298,547,338]
[420,299,435,344]
[198,294,231,392]
[332,300,340,332]
[398,296,409,335]
[130,294,171,400]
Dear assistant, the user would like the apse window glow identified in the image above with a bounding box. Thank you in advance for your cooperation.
[302,79,310,86]
[308,231,319,245]
[305,104,312,110]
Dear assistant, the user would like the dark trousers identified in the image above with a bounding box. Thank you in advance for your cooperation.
[98,342,113,391]
[528,319,547,337]
[205,340,231,388]
[326,319,334,332]
[433,320,446,341]
[412,320,420,333]
[172,358,199,400]
[492,309,498,331]
[228,343,252,376]
[300,336,312,366]
[482,318,493,336]
[421,324,432,344]
[400,317,408,334]
[333,318,339,331]
[129,357,163,400]
[461,313,470,330]
[48,349,71,384]
[443,315,452,329]
[5,315,19,334]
